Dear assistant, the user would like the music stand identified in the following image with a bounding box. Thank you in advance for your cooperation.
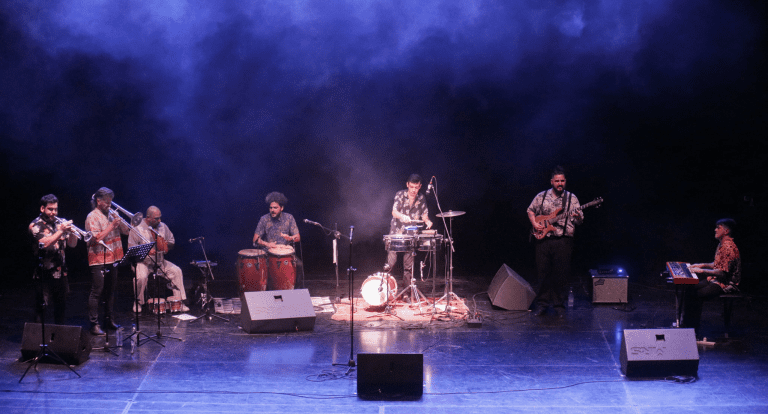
[118,242,166,351]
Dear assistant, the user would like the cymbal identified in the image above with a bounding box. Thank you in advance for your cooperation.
[436,210,465,218]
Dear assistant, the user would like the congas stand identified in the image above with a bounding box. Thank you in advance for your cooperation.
[434,211,464,319]
[189,238,228,323]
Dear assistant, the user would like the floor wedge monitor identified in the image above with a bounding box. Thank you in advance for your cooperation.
[488,264,536,310]
[620,328,699,377]
[21,322,92,366]
[357,353,423,400]
[240,289,316,333]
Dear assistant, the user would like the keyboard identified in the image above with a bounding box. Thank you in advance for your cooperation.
[666,261,699,285]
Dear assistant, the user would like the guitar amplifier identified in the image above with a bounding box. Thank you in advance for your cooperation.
[591,267,628,304]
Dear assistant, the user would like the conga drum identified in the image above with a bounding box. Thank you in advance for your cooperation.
[236,249,268,294]
[267,245,297,290]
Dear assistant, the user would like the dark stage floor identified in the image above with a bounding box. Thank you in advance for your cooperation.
[1,268,767,413]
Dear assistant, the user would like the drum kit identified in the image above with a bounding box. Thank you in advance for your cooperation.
[237,245,298,295]
[362,210,466,316]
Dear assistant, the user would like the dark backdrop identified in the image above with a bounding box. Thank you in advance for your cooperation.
[1,1,765,293]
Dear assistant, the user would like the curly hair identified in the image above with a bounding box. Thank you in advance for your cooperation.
[265,192,288,207]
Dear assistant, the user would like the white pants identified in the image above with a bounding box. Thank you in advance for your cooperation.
[134,260,186,304]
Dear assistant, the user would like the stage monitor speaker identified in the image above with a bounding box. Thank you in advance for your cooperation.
[240,289,316,334]
[620,328,699,377]
[488,264,536,310]
[20,322,92,366]
[357,353,423,400]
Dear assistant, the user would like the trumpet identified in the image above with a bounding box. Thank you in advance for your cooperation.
[55,216,93,243]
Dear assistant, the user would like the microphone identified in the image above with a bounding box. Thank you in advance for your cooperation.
[304,219,321,226]
[189,236,204,243]
[349,226,354,242]
[426,177,434,194]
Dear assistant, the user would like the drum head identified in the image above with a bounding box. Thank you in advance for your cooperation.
[239,249,266,257]
[268,245,295,256]
[361,273,397,306]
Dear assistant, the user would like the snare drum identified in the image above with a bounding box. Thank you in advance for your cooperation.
[360,272,398,306]
[167,296,182,313]
[416,233,443,251]
[237,249,268,294]
[267,245,297,290]
[383,234,414,252]
[147,298,167,314]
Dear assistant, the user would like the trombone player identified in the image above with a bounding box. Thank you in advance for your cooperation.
[28,194,78,325]
[85,187,130,336]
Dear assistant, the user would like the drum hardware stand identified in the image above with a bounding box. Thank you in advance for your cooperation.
[19,248,81,382]
[429,177,464,318]
[189,237,229,323]
[368,265,403,320]
[393,249,430,311]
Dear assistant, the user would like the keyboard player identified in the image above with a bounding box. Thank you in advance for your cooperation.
[682,218,741,337]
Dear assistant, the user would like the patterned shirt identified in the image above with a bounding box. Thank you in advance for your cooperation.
[389,190,429,234]
[29,214,66,279]
[254,212,299,246]
[527,189,582,237]
[128,220,175,267]
[713,236,741,288]
[85,208,125,266]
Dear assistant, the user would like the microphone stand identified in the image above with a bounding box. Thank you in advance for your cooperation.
[304,220,344,305]
[144,230,182,344]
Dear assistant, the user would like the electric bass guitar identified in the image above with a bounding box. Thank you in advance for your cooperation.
[531,197,603,240]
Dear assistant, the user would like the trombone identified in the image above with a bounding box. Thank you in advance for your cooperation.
[109,201,155,243]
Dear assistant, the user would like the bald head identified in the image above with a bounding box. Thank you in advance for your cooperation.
[144,206,162,229]
[146,206,161,218]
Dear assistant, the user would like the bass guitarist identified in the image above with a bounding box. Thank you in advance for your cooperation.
[527,166,583,317]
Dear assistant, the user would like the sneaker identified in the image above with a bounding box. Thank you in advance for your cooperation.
[133,303,142,313]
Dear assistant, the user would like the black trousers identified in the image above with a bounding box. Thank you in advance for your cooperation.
[533,236,573,309]
[88,265,118,325]
[682,279,724,334]
[35,275,69,325]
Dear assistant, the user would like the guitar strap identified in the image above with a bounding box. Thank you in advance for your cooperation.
[561,191,572,237]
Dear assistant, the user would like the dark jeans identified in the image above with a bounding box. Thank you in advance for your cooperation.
[683,279,724,334]
[88,265,118,325]
[387,250,415,287]
[533,236,573,309]
[35,275,69,325]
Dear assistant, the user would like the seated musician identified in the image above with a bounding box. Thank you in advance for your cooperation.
[128,206,188,313]
[682,218,741,336]
[385,174,433,288]
[253,191,300,249]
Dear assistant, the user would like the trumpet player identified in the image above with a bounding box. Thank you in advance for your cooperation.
[28,194,78,325]
[85,187,130,336]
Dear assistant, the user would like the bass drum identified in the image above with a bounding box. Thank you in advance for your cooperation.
[361,272,398,306]
[267,245,297,291]
[236,249,268,294]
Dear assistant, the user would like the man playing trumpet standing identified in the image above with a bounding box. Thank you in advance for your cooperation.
[128,206,188,313]
[28,194,78,325]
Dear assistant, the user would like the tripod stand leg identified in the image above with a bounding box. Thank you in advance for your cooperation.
[19,344,81,382]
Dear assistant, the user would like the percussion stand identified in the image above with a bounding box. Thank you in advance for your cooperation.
[19,247,81,382]
[188,237,228,323]
[394,248,430,312]
[428,177,463,317]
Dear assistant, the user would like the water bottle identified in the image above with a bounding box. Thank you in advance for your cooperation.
[130,324,137,353]
[568,287,574,309]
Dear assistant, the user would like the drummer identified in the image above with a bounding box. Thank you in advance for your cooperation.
[386,174,433,289]
[253,192,300,250]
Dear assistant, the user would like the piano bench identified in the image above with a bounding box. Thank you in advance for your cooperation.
[720,293,746,339]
